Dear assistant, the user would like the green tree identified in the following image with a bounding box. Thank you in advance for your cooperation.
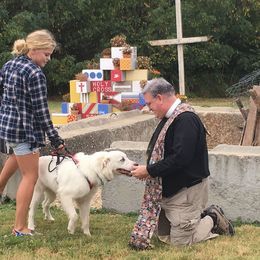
[0,0,259,97]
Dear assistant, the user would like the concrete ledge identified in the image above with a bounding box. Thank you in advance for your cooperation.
[0,108,244,203]
[102,141,148,213]
[102,141,260,222]
[208,144,260,222]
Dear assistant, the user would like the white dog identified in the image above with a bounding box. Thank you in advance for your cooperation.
[28,150,136,235]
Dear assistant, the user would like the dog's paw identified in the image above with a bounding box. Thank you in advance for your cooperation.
[28,224,35,231]
[44,214,55,221]
[68,229,75,235]
[83,230,91,236]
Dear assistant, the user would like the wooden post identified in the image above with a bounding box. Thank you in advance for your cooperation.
[240,85,260,146]
[149,0,211,95]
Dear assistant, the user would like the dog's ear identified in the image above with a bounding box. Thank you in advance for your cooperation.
[102,157,110,169]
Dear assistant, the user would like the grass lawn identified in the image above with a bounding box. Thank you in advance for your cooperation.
[48,97,243,114]
[0,203,259,260]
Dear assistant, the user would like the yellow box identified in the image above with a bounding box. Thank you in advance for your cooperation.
[70,80,81,103]
[120,58,136,70]
[88,92,101,103]
[51,113,69,125]
[112,106,121,113]
[125,70,148,81]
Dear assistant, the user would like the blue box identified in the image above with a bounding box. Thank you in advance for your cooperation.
[139,93,146,106]
[98,103,112,115]
[61,102,69,113]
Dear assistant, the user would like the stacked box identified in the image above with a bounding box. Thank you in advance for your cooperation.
[113,81,132,92]
[111,70,126,82]
[82,70,103,81]
[88,92,101,103]
[100,58,114,70]
[126,70,148,81]
[139,93,146,106]
[132,81,143,92]
[112,105,121,113]
[52,113,70,125]
[81,103,98,118]
[52,44,149,125]
[61,102,69,113]
[70,80,81,103]
[98,103,112,114]
[120,58,136,70]
[67,114,80,123]
[111,47,137,59]
[90,81,112,92]
[76,81,90,93]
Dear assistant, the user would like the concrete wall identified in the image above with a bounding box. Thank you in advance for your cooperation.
[208,144,260,222]
[0,108,245,201]
[102,141,260,222]
[195,107,243,149]
[102,141,147,213]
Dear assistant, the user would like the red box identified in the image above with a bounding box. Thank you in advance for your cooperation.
[81,103,98,118]
[111,70,125,82]
[90,81,112,92]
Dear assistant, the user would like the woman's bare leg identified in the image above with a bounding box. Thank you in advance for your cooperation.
[0,154,18,194]
[14,152,39,233]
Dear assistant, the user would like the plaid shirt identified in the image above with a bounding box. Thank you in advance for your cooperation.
[0,55,60,148]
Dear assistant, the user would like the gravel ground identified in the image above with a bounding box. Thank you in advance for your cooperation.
[90,187,102,209]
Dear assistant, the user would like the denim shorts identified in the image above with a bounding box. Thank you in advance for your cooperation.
[6,142,40,156]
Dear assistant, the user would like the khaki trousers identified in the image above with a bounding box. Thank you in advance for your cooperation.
[157,177,218,246]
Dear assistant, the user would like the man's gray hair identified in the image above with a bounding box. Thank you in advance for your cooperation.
[142,78,175,98]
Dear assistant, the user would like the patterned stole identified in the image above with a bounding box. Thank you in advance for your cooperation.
[129,103,195,250]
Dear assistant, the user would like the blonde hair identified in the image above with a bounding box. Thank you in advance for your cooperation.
[12,29,57,56]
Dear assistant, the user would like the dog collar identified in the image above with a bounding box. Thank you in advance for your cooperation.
[96,174,105,186]
[85,176,93,189]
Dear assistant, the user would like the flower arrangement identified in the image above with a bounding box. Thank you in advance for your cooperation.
[101,48,111,58]
[62,93,70,102]
[140,80,148,89]
[110,34,127,47]
[115,100,133,111]
[176,93,188,103]
[112,58,120,68]
[122,44,132,57]
[137,56,153,71]
[75,72,88,82]
[86,59,99,69]
[71,103,79,110]
[149,69,161,79]
[70,103,80,114]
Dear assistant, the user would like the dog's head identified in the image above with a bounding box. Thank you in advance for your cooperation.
[75,151,137,185]
[101,150,137,178]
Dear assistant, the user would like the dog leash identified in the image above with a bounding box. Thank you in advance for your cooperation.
[48,148,93,189]
[48,147,78,173]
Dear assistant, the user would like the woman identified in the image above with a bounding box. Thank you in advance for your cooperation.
[0,70,17,205]
[0,141,17,204]
[0,30,64,236]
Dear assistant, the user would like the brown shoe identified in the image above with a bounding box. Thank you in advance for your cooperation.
[202,205,235,236]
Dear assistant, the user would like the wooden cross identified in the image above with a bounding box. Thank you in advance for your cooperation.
[149,0,211,95]
[239,85,260,146]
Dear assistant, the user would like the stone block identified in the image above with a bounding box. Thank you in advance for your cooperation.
[208,144,260,222]
[102,141,148,213]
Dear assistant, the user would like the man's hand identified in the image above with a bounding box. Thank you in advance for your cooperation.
[131,165,150,181]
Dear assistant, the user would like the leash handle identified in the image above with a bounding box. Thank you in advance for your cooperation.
[49,146,78,169]
[50,146,71,156]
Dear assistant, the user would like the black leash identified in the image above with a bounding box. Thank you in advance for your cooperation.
[47,147,94,189]
[48,147,77,172]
